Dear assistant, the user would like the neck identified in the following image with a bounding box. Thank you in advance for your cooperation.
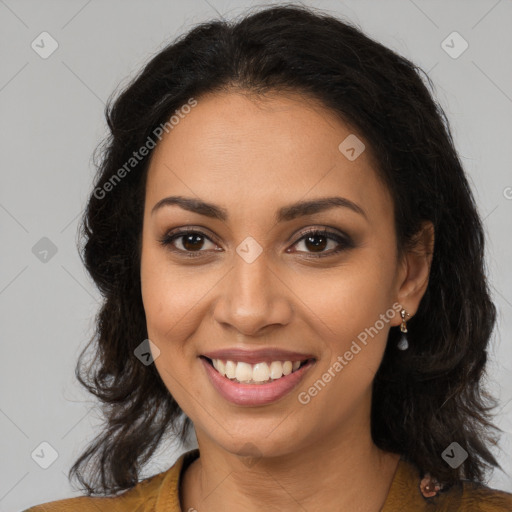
[180,423,400,512]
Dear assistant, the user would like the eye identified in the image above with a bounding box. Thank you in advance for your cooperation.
[158,227,353,258]
[289,228,353,258]
[158,229,219,258]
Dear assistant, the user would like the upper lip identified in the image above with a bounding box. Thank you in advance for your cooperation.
[201,348,315,365]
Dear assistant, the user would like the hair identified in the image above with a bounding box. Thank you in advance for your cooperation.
[70,2,503,496]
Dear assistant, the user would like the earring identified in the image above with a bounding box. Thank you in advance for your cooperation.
[397,308,410,351]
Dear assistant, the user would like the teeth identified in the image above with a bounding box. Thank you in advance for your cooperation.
[282,361,293,375]
[225,360,236,379]
[210,358,305,384]
[253,362,270,382]
[235,361,253,382]
[270,361,284,379]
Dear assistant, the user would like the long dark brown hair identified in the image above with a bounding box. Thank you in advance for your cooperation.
[70,3,503,495]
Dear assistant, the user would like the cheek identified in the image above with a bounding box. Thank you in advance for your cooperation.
[300,249,395,336]
[139,243,216,355]
[300,247,396,383]
[139,246,201,402]
[140,242,186,345]
[140,246,169,333]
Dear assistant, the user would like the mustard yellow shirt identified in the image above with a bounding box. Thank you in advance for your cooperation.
[23,448,512,511]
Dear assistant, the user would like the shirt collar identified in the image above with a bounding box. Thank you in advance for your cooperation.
[155,449,429,511]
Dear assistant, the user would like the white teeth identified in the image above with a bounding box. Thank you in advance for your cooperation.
[253,362,270,382]
[225,360,236,379]
[282,361,293,375]
[210,358,306,384]
[235,361,253,382]
[269,361,283,379]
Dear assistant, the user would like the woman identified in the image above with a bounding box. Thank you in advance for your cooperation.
[25,4,512,511]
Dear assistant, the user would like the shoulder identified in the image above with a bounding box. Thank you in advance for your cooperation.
[23,449,199,512]
[420,473,512,511]
[386,457,512,512]
[452,480,512,511]
[21,471,166,512]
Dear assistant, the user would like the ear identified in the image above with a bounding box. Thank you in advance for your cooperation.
[391,220,435,327]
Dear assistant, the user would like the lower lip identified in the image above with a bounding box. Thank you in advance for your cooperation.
[200,357,315,406]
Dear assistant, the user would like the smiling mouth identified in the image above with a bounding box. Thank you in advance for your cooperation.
[200,355,314,385]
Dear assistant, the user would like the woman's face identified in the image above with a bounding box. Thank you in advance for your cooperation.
[140,91,429,459]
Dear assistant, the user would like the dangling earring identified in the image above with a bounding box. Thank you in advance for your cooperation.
[397,308,410,350]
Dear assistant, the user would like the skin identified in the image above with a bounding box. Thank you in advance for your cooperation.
[140,90,434,512]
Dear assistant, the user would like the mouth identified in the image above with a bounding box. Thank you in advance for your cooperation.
[200,356,314,384]
[199,355,316,406]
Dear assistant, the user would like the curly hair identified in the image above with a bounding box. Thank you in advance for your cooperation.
[69,2,503,496]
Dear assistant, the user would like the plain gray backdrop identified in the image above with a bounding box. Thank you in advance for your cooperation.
[1,0,511,510]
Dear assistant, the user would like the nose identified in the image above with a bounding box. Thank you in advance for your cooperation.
[213,249,293,337]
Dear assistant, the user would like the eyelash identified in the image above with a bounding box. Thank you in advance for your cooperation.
[158,228,353,259]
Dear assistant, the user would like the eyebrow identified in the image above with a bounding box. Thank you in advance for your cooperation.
[151,195,367,222]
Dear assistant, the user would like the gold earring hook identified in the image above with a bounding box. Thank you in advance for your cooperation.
[400,309,410,333]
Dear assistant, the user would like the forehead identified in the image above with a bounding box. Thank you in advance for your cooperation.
[145,91,392,225]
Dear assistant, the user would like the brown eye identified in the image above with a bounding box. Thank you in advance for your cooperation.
[159,227,353,259]
[290,229,353,257]
[158,230,218,257]
[301,233,329,252]
[180,232,207,251]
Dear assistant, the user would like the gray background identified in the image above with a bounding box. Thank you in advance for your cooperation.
[1,0,511,510]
